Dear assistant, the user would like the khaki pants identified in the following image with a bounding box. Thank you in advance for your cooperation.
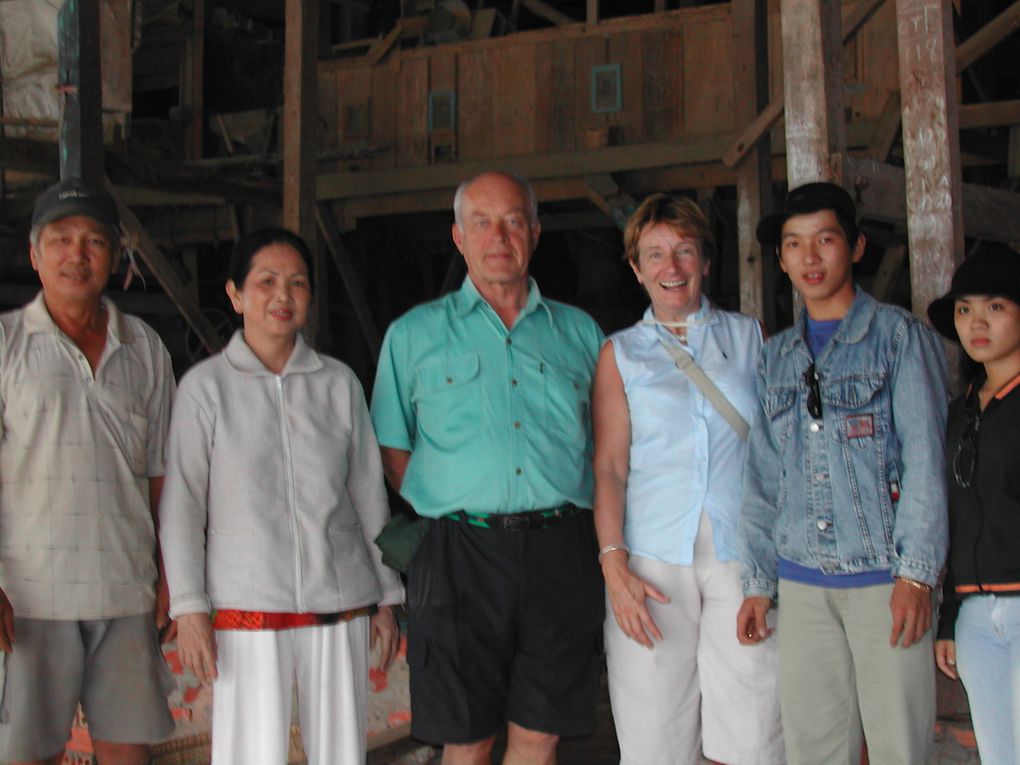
[776,580,935,765]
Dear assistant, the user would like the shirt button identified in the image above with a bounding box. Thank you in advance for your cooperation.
[515,467,523,475]
[817,520,829,530]
[446,376,453,384]
[514,421,521,429]
[511,378,518,386]
[809,422,822,433]
[814,472,826,482]
[506,337,512,346]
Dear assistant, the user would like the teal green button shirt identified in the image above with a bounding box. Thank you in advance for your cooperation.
[370,277,604,519]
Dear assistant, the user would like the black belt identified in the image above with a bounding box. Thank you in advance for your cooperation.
[446,504,585,531]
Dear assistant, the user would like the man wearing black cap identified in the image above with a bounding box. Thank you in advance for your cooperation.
[0,180,175,764]
[736,182,949,764]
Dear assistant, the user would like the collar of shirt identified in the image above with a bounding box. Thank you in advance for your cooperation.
[642,295,718,351]
[223,329,324,376]
[779,286,877,358]
[23,289,135,346]
[452,275,555,329]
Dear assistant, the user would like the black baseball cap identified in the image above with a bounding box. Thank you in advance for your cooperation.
[927,246,1020,342]
[756,182,857,248]
[31,178,120,231]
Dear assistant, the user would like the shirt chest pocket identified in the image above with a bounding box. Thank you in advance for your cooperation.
[413,353,481,449]
[541,360,589,448]
[823,375,887,446]
[763,387,797,445]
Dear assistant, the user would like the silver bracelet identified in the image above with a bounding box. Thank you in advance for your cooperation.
[598,543,629,562]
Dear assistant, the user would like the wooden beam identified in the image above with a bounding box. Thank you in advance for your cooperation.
[960,99,1020,130]
[587,0,599,25]
[780,0,846,185]
[108,184,224,353]
[732,0,772,325]
[520,0,577,26]
[895,0,963,317]
[956,0,1020,73]
[843,156,1020,244]
[724,0,885,171]
[58,0,104,181]
[181,0,205,160]
[318,136,731,201]
[869,245,907,302]
[366,22,403,65]
[842,0,888,41]
[315,203,382,362]
[283,0,323,344]
[867,91,902,161]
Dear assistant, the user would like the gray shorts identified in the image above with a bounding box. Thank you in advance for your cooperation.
[0,615,175,761]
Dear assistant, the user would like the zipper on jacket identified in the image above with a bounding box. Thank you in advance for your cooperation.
[276,375,305,612]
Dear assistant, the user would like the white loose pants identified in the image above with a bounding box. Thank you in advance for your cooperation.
[211,616,370,765]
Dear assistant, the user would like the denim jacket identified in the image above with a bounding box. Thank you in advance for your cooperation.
[740,289,950,598]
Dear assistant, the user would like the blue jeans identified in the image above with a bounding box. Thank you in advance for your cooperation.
[956,595,1020,764]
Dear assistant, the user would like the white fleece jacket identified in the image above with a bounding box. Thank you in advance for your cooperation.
[160,331,403,618]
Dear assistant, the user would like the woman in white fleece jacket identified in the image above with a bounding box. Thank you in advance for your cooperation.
[160,228,403,765]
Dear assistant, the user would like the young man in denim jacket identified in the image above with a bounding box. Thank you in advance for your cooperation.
[736,182,949,765]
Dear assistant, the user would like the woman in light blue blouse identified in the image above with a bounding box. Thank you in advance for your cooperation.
[593,195,782,765]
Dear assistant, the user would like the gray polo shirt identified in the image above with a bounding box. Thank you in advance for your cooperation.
[0,292,175,619]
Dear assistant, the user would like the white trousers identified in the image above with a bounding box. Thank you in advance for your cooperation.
[211,617,370,765]
[606,513,784,765]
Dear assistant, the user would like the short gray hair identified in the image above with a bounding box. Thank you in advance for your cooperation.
[453,172,539,229]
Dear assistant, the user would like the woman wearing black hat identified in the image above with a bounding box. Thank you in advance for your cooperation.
[928,247,1020,765]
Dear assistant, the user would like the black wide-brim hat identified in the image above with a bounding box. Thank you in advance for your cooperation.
[927,246,1020,341]
[756,181,858,248]
[32,178,120,231]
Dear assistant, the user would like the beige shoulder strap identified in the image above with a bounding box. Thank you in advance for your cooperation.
[659,340,750,442]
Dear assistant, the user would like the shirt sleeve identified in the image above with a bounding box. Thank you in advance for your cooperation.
[888,319,950,586]
[345,375,405,607]
[159,383,214,618]
[370,322,416,451]
[739,352,781,599]
[143,329,176,479]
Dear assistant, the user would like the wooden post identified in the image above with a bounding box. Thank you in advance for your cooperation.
[779,0,846,186]
[587,0,599,25]
[732,0,772,326]
[182,0,205,160]
[283,0,323,345]
[895,0,963,318]
[58,0,104,181]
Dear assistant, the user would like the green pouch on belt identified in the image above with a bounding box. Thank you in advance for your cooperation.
[374,512,431,573]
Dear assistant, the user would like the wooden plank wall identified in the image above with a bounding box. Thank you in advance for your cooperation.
[317,2,899,174]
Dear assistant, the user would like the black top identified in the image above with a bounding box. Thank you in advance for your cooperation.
[938,370,1020,640]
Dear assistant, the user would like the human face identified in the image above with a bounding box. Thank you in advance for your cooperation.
[953,295,1020,370]
[30,215,115,307]
[451,173,539,293]
[778,209,865,320]
[631,222,709,321]
[226,243,311,346]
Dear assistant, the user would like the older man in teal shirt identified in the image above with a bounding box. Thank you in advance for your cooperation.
[371,172,604,765]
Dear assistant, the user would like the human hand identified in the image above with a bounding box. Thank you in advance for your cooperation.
[935,639,958,680]
[602,555,669,648]
[0,588,14,653]
[177,612,218,683]
[889,578,932,648]
[370,606,399,671]
[737,596,774,645]
[154,571,176,643]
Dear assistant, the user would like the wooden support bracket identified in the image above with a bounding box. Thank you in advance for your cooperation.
[315,203,382,363]
[107,183,224,354]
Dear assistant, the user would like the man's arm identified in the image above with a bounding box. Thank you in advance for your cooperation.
[149,476,175,642]
[886,320,949,647]
[380,447,411,493]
